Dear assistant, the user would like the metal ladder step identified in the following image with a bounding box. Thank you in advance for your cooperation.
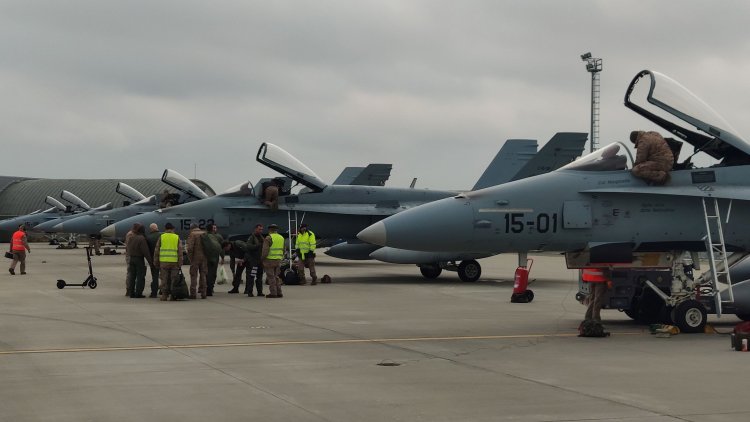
[701,197,734,316]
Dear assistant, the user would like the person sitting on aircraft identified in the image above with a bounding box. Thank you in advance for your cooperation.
[263,179,280,210]
[159,189,173,208]
[630,130,674,185]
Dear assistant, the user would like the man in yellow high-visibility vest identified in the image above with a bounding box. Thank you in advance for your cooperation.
[262,223,284,298]
[294,223,317,285]
[154,222,184,301]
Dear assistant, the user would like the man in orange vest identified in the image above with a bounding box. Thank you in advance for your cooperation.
[582,267,610,321]
[8,225,31,275]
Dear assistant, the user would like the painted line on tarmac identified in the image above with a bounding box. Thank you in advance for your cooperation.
[0,332,643,356]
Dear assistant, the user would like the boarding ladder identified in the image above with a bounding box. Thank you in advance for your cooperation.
[701,197,735,316]
[286,211,305,259]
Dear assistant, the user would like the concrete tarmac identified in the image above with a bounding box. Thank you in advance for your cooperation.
[0,244,747,422]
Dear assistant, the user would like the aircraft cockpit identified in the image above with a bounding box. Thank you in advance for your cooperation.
[256,142,328,193]
[559,142,632,172]
[625,70,750,167]
[159,169,209,208]
[220,181,256,197]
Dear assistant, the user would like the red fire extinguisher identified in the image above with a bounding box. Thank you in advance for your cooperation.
[511,259,534,303]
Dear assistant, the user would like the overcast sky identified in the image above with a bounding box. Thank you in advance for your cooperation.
[2,0,749,193]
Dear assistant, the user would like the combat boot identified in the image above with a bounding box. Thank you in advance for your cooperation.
[160,294,168,301]
[311,275,318,285]
[228,287,239,294]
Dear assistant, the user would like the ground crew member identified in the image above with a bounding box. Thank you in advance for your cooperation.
[145,223,161,298]
[126,223,154,298]
[582,267,609,321]
[294,223,317,285]
[186,223,208,299]
[245,224,265,297]
[223,240,247,294]
[203,224,224,297]
[630,130,674,185]
[124,227,135,296]
[262,223,284,298]
[154,222,183,301]
[8,225,30,275]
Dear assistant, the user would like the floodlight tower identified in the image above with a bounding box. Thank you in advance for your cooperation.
[581,52,603,153]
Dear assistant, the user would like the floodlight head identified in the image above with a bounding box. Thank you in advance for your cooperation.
[581,52,592,60]
[586,63,594,71]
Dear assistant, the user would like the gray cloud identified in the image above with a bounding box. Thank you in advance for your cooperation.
[1,0,749,192]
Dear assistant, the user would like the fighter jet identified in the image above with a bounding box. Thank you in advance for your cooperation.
[32,190,112,233]
[359,69,750,332]
[328,132,587,281]
[0,196,70,232]
[50,171,209,238]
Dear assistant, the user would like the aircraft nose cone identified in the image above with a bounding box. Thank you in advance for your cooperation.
[101,223,117,238]
[358,197,475,252]
[357,221,386,246]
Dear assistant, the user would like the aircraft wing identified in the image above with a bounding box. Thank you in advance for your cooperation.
[223,203,410,216]
[581,185,750,201]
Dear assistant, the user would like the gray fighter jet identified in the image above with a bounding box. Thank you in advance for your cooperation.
[101,134,583,281]
[32,190,112,233]
[49,171,209,238]
[359,69,750,332]
[328,132,587,281]
[0,196,70,232]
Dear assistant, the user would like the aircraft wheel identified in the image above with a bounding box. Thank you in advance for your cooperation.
[56,279,66,289]
[419,265,442,279]
[457,260,481,282]
[736,313,750,322]
[88,278,97,289]
[49,239,59,245]
[671,300,707,334]
[70,241,77,248]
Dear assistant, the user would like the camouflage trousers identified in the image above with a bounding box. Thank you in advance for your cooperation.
[585,282,607,321]
[297,256,316,283]
[189,259,207,296]
[632,161,671,185]
[159,264,181,299]
[264,260,282,296]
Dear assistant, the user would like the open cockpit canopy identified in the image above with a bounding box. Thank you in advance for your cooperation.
[45,196,67,211]
[116,182,147,202]
[625,70,750,164]
[161,169,209,200]
[256,142,327,192]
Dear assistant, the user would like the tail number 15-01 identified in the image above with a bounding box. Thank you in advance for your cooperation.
[504,213,557,234]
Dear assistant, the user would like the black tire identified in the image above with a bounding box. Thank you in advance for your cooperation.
[88,278,97,289]
[635,290,663,324]
[736,313,750,322]
[56,279,66,289]
[457,260,481,282]
[70,241,77,249]
[49,239,59,245]
[671,299,707,334]
[525,290,534,303]
[419,265,442,279]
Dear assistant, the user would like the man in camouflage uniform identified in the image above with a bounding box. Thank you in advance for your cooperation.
[630,130,674,185]
[186,223,208,299]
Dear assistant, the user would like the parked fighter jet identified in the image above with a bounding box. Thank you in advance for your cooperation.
[328,133,587,280]
[101,134,584,281]
[0,196,70,232]
[359,69,750,332]
[32,190,112,233]
[50,171,209,237]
